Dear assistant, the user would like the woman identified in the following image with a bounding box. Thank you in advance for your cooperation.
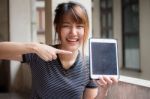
[0,2,118,99]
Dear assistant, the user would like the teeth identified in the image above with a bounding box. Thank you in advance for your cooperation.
[67,38,78,42]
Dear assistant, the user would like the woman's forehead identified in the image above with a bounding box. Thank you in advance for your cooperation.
[62,15,73,22]
[62,14,82,24]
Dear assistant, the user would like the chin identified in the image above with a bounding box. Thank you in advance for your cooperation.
[67,46,79,52]
[61,41,81,51]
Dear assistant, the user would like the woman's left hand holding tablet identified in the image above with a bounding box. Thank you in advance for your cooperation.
[96,76,118,96]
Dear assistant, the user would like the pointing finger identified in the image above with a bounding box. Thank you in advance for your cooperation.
[56,49,72,54]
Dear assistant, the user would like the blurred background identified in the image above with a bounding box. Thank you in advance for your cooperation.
[0,0,150,98]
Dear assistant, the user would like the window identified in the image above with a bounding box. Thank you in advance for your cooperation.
[122,0,140,70]
[100,0,113,38]
[36,2,45,44]
[36,7,45,34]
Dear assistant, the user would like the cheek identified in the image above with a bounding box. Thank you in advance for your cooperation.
[60,29,68,38]
[79,29,84,39]
[61,28,70,33]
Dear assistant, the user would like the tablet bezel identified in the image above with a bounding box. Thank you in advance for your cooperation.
[89,38,119,79]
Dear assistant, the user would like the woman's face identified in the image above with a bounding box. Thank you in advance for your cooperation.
[59,15,84,52]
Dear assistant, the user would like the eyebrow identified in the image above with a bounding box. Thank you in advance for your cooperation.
[62,22,70,24]
[62,20,84,25]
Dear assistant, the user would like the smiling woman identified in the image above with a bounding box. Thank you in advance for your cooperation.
[54,2,89,55]
[0,1,118,99]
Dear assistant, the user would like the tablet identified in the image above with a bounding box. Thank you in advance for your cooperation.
[89,38,119,79]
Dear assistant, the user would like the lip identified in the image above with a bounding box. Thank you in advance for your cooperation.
[67,38,78,41]
[66,38,79,45]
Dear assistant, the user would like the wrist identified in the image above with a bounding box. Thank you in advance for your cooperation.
[96,90,108,99]
[25,42,39,54]
[98,87,109,96]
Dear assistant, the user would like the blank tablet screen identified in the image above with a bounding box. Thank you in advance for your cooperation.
[91,42,117,75]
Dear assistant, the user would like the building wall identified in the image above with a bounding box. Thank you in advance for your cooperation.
[9,0,32,90]
[107,81,150,99]
[139,0,150,80]
[0,0,10,92]
[92,0,150,80]
[92,0,101,38]
[113,0,122,69]
[0,0,9,41]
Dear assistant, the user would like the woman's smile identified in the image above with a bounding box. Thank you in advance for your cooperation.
[66,37,79,44]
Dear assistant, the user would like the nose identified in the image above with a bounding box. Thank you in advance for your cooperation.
[70,26,77,36]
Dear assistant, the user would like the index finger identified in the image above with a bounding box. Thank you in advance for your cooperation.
[56,49,72,54]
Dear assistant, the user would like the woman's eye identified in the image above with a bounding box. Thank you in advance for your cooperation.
[62,24,70,27]
[77,25,84,28]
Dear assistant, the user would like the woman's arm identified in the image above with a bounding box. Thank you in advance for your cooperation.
[0,42,36,61]
[0,42,72,61]
[83,88,98,99]
[83,87,107,99]
[95,76,118,99]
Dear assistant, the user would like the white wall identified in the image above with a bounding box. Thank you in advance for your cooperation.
[92,0,101,38]
[9,0,32,87]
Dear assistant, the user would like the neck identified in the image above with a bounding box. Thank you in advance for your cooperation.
[58,50,79,69]
[60,50,78,60]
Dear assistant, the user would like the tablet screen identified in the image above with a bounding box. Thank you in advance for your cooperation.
[90,39,118,76]
[89,38,119,79]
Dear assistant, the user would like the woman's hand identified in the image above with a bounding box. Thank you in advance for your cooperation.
[96,76,118,96]
[32,43,72,61]
[0,42,72,61]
